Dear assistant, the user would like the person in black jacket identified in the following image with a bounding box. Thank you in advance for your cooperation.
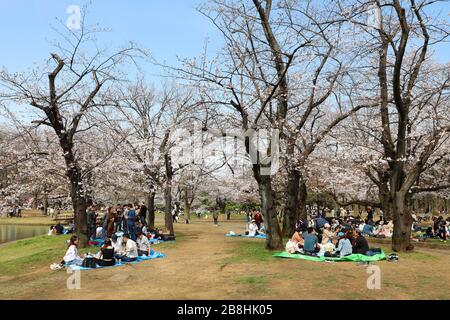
[139,203,147,226]
[352,230,369,255]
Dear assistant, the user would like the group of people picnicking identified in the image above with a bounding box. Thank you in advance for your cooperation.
[6,206,22,218]
[52,203,173,269]
[85,203,149,241]
[60,229,154,268]
[285,206,450,257]
[245,209,265,236]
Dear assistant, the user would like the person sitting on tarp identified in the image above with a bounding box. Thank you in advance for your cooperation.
[321,223,336,245]
[248,219,259,237]
[94,238,116,267]
[111,233,123,253]
[352,230,369,254]
[62,236,83,266]
[48,225,56,236]
[362,220,374,236]
[336,232,353,257]
[136,230,151,256]
[326,232,353,258]
[314,216,328,231]
[114,233,138,262]
[295,218,308,233]
[303,227,320,254]
[54,223,64,235]
[285,227,304,254]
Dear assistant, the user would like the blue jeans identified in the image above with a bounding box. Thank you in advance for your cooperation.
[114,254,137,262]
[127,222,136,241]
[64,258,83,266]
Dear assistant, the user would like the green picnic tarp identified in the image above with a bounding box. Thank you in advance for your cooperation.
[273,251,386,262]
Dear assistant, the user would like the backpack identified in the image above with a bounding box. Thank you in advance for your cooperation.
[81,257,97,269]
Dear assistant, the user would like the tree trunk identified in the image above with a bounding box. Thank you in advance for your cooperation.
[282,169,300,237]
[216,196,227,219]
[391,193,414,252]
[164,182,174,235]
[67,167,88,247]
[164,153,174,236]
[184,187,191,224]
[298,179,308,220]
[185,203,191,224]
[255,172,283,250]
[147,190,156,229]
[43,192,49,216]
[379,190,393,221]
[61,141,88,247]
[32,190,38,210]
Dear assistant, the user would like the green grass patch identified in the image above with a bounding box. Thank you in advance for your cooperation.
[0,217,54,226]
[0,235,103,276]
[0,235,71,275]
[225,240,274,264]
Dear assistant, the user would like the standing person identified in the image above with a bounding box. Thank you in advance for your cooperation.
[213,210,219,226]
[438,218,448,243]
[366,206,374,221]
[126,204,137,241]
[245,207,251,229]
[172,207,178,223]
[101,208,108,240]
[114,204,123,232]
[122,204,129,234]
[254,210,263,230]
[139,202,147,226]
[86,206,97,240]
[106,207,115,238]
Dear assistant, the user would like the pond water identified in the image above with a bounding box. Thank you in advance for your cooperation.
[0,224,49,244]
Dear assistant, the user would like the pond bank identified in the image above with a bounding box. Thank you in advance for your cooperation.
[0,217,55,226]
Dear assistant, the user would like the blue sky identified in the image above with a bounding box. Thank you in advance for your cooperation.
[0,0,223,76]
[0,1,448,90]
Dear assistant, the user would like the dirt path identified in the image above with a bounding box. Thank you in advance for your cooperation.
[2,218,450,300]
[2,220,250,299]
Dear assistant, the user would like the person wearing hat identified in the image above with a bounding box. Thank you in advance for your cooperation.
[334,231,353,257]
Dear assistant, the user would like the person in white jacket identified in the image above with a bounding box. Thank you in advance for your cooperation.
[62,236,83,266]
[136,231,151,256]
[248,220,259,237]
[114,233,138,262]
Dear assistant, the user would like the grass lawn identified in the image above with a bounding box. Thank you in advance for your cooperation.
[0,219,450,299]
[0,216,55,226]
